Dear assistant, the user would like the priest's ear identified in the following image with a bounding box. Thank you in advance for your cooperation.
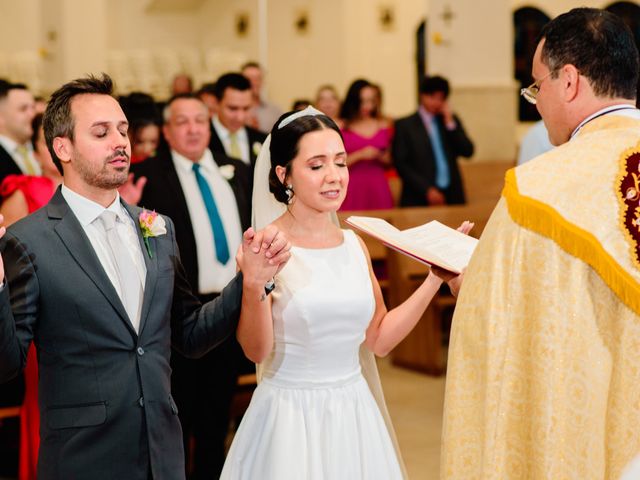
[561,64,581,102]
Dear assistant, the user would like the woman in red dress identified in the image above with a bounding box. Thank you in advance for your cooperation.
[0,114,60,480]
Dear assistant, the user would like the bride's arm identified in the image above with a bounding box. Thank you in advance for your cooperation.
[236,228,286,363]
[237,282,274,364]
[359,236,443,357]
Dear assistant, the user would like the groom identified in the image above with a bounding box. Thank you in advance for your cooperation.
[0,74,289,480]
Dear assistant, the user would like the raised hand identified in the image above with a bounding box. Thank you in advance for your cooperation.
[119,174,147,206]
[238,226,291,287]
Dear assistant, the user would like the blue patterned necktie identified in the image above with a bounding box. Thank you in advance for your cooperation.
[192,163,230,265]
[427,117,450,189]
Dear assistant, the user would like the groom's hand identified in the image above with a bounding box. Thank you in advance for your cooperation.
[245,226,291,269]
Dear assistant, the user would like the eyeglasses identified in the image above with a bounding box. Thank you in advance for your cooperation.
[520,71,554,105]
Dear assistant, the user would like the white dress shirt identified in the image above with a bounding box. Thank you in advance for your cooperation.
[61,185,147,330]
[171,149,242,294]
[0,134,42,176]
[212,116,250,165]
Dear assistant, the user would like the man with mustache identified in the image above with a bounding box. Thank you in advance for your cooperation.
[0,74,290,480]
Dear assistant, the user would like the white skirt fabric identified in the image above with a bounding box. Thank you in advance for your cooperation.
[220,374,403,480]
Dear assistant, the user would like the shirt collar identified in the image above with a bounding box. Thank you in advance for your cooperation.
[0,134,31,154]
[570,104,639,139]
[61,184,126,227]
[418,105,435,123]
[212,116,246,140]
[171,148,216,175]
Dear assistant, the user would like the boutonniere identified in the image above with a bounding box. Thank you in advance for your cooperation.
[139,209,167,258]
[252,142,262,156]
[219,164,235,181]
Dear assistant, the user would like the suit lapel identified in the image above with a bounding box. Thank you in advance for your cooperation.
[411,113,434,162]
[122,201,158,336]
[49,189,134,335]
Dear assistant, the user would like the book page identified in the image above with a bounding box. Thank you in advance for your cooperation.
[401,221,478,273]
[346,216,478,273]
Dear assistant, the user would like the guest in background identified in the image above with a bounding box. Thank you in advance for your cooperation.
[339,79,393,211]
[129,119,160,164]
[33,97,47,115]
[241,62,283,133]
[315,85,342,127]
[292,99,312,111]
[0,82,39,184]
[132,94,253,479]
[393,75,474,206]
[210,73,267,172]
[197,82,218,119]
[517,119,553,165]
[119,92,161,164]
[0,114,59,480]
[171,73,194,95]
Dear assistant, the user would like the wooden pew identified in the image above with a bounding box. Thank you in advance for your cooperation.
[386,201,497,374]
[460,160,511,204]
[338,200,499,375]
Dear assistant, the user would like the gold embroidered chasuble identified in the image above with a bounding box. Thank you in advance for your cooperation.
[441,115,640,480]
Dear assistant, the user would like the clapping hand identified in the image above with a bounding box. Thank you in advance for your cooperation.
[429,220,474,297]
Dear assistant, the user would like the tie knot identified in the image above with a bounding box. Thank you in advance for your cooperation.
[192,162,201,173]
[97,211,118,231]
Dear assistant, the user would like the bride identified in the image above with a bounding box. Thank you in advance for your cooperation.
[221,107,470,479]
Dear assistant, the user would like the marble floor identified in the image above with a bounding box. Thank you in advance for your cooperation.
[378,358,446,480]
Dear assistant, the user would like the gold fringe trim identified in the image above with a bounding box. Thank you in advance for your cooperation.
[503,168,640,316]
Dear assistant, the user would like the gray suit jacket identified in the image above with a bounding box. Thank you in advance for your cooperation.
[0,188,243,480]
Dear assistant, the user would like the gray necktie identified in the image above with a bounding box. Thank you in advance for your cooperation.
[96,211,143,333]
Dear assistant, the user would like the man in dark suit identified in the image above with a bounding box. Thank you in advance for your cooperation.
[132,93,253,479]
[209,73,266,172]
[0,82,39,184]
[393,75,474,206]
[0,74,289,480]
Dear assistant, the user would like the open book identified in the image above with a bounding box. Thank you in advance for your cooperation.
[345,216,478,274]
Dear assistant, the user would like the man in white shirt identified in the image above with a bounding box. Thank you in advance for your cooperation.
[132,93,253,479]
[0,75,289,480]
[209,73,266,173]
[0,82,39,184]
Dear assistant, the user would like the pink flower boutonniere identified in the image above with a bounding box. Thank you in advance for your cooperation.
[139,209,167,258]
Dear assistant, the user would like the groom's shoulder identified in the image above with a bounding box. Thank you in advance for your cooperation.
[7,205,53,236]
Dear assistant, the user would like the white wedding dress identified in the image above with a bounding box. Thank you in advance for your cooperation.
[220,229,403,479]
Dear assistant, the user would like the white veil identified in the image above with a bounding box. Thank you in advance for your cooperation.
[251,107,407,478]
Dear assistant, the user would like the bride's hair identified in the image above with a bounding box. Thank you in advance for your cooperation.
[268,112,343,204]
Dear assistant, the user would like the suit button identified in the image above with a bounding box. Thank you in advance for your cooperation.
[138,397,144,407]
[137,347,145,356]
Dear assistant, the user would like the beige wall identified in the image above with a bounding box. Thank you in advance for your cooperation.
[0,0,636,160]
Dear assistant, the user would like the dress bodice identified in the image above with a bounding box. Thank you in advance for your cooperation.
[262,229,375,387]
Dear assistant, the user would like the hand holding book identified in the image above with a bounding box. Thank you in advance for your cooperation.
[345,216,478,274]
